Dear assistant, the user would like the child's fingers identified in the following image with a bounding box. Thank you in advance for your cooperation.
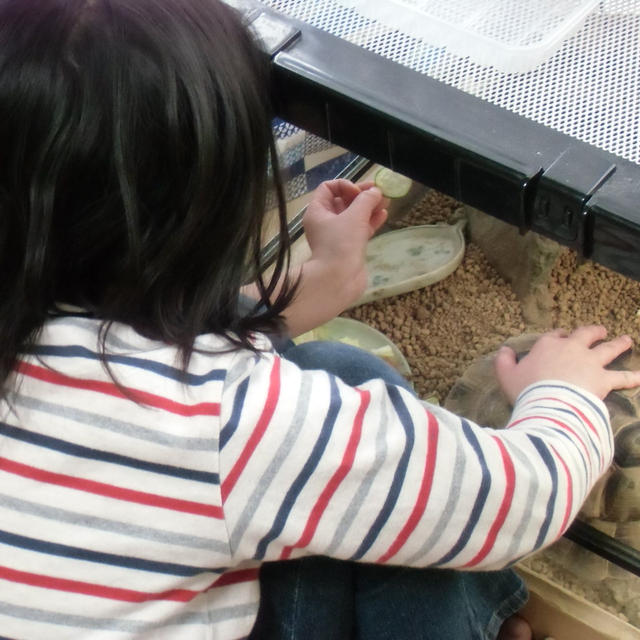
[368,207,388,236]
[494,346,517,372]
[593,334,633,365]
[376,194,391,215]
[316,181,389,217]
[569,325,608,346]
[546,328,569,338]
[347,187,384,219]
[312,180,360,210]
[494,346,518,400]
[606,367,640,391]
[333,197,346,212]
[532,328,567,349]
[326,179,362,203]
[357,183,390,213]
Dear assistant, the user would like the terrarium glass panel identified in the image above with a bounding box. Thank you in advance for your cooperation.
[520,537,640,632]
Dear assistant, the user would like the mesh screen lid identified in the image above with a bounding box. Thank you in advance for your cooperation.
[263,0,640,166]
[335,0,599,72]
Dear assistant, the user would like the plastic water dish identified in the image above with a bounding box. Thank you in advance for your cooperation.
[353,220,465,307]
[294,317,411,376]
[336,0,599,72]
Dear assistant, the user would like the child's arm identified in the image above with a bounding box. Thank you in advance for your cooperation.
[219,327,640,571]
[243,180,388,337]
[286,179,388,335]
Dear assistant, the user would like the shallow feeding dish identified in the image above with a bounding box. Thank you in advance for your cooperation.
[294,317,411,376]
[353,220,465,307]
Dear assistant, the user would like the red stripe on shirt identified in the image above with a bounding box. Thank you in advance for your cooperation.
[550,443,574,537]
[518,395,600,463]
[0,565,199,603]
[221,358,281,502]
[528,397,599,438]
[208,568,259,589]
[16,361,220,417]
[280,389,371,561]
[463,437,516,567]
[509,414,592,470]
[0,457,223,518]
[553,398,604,469]
[377,409,439,564]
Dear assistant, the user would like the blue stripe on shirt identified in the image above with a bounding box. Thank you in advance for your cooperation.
[525,402,600,464]
[520,383,608,431]
[29,345,225,385]
[529,434,558,550]
[351,384,414,560]
[0,529,215,576]
[220,377,250,450]
[542,383,608,426]
[543,423,589,481]
[0,422,219,484]
[254,375,341,560]
[434,418,490,566]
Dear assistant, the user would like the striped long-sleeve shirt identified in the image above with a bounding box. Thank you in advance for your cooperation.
[0,316,612,639]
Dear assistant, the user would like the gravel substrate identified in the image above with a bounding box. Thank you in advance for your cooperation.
[343,189,640,626]
[344,189,640,401]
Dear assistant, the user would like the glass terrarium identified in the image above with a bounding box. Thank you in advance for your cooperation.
[265,111,640,635]
[255,0,640,630]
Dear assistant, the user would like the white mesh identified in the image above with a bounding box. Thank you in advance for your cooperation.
[332,1,599,71]
[261,0,640,165]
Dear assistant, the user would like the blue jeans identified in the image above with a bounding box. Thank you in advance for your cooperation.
[249,341,528,640]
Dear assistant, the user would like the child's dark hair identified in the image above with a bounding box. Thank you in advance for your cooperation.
[0,0,297,394]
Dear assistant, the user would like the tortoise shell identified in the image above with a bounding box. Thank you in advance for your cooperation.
[444,334,640,527]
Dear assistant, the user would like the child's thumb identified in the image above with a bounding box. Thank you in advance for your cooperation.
[494,346,518,403]
[347,187,384,218]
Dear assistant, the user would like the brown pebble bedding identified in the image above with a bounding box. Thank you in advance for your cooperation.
[343,190,640,401]
[344,191,640,627]
[344,188,640,627]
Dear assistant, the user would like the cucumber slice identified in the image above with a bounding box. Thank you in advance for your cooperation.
[374,167,412,199]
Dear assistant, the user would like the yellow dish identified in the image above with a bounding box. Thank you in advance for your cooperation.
[294,317,411,377]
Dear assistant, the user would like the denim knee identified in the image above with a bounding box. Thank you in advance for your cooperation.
[281,340,413,391]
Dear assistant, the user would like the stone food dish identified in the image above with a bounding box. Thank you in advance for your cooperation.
[353,220,466,307]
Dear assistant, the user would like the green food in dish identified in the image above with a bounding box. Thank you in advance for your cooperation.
[374,167,412,199]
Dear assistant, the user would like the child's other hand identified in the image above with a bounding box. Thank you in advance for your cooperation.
[303,180,388,298]
[495,326,640,403]
[305,179,388,239]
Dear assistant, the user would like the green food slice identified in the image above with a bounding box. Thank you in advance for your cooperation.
[374,167,412,199]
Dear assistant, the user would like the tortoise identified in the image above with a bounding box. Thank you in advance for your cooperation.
[445,333,640,528]
[444,334,640,624]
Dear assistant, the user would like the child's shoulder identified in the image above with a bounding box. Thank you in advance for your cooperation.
[40,315,277,371]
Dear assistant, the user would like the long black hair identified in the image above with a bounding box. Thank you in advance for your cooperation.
[0,0,297,394]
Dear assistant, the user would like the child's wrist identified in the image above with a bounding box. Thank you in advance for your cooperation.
[306,254,367,307]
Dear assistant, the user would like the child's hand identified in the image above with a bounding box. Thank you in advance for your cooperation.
[495,326,640,403]
[305,179,388,241]
[303,180,388,299]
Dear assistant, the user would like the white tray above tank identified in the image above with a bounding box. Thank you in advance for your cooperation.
[335,0,600,72]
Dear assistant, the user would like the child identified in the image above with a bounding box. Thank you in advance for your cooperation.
[0,1,638,639]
